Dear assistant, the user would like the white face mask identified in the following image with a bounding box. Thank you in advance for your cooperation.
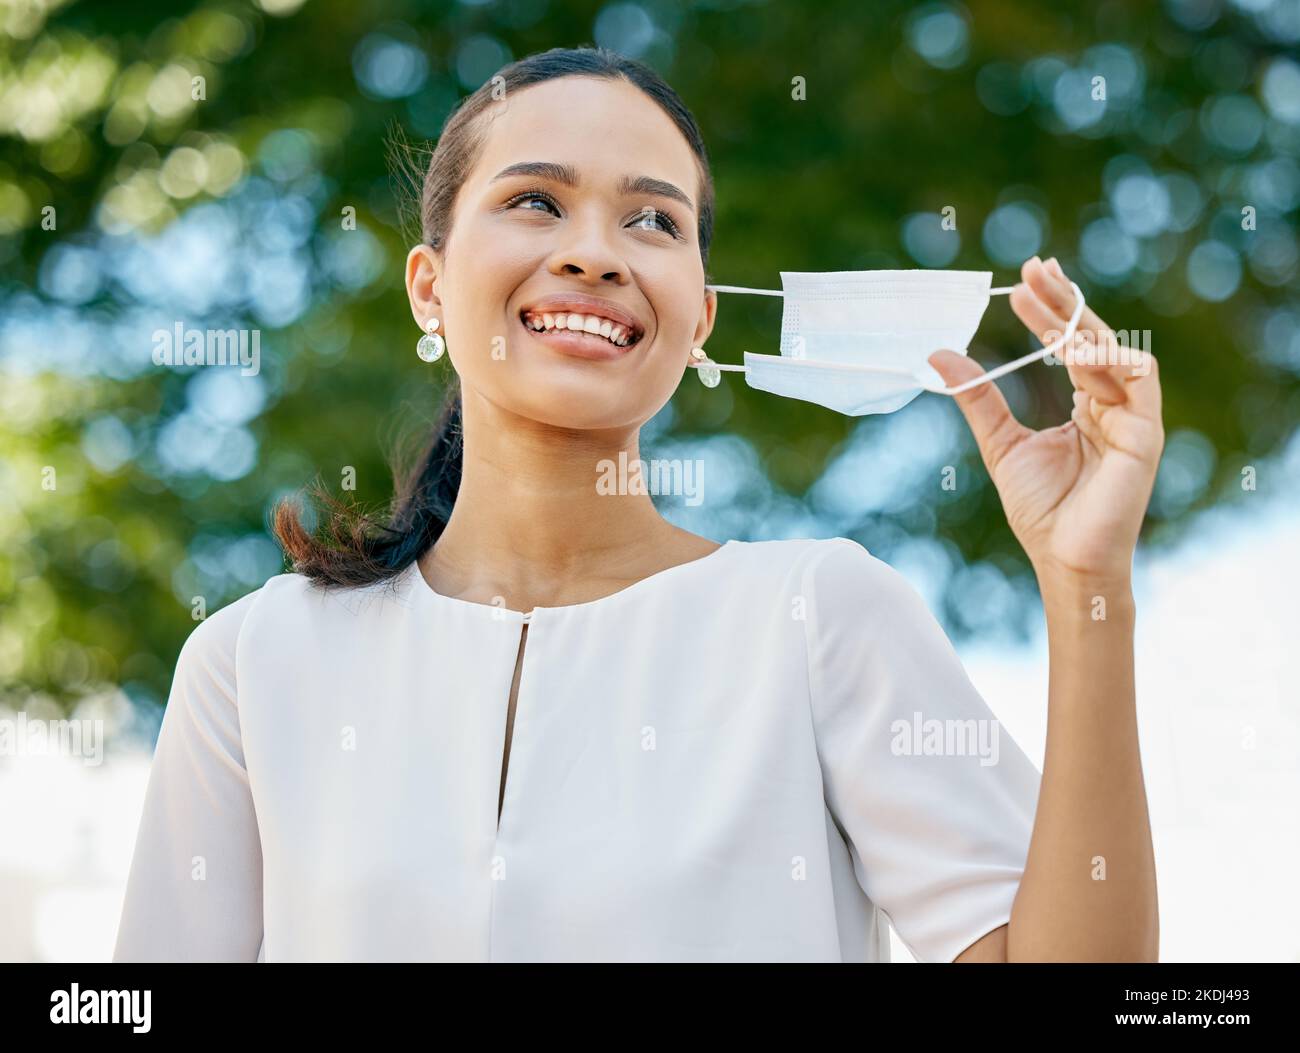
[700,270,1085,416]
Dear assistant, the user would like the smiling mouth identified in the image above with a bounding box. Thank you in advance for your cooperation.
[519,309,644,349]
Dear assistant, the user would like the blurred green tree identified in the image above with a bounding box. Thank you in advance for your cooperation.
[2,0,1297,715]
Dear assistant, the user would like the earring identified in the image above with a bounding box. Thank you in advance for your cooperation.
[690,346,720,388]
[416,317,445,362]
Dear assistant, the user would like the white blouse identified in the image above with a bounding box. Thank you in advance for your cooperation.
[112,536,1041,963]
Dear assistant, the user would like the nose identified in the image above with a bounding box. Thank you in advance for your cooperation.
[546,214,629,285]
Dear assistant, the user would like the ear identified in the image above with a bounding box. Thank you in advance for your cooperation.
[405,244,442,330]
[690,286,717,355]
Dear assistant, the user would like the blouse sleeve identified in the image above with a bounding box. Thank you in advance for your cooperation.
[801,538,1041,963]
[113,589,265,962]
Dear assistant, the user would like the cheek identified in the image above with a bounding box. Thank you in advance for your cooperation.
[644,274,703,355]
[440,231,532,356]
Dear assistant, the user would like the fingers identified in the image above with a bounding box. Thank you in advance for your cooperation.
[1044,257,1108,332]
[928,349,1030,474]
[1027,256,1086,321]
[1008,280,1066,345]
[1015,256,1103,347]
[1028,257,1122,363]
[1111,339,1163,426]
[1014,255,1164,427]
[1071,389,1105,458]
[1013,256,1129,405]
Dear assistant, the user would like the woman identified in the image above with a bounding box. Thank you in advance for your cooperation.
[113,46,1162,963]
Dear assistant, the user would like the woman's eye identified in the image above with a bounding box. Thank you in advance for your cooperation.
[507,190,560,215]
[630,207,680,237]
[504,192,678,238]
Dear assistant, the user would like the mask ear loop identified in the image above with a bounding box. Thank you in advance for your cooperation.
[696,281,1087,388]
[697,284,783,372]
[919,280,1085,395]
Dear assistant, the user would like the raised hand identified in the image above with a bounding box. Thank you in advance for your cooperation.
[927,256,1164,585]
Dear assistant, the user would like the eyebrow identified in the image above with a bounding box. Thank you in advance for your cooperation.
[489,160,695,214]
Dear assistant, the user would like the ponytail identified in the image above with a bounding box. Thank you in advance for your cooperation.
[272,383,461,588]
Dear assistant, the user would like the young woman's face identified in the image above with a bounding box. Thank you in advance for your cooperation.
[409,75,716,432]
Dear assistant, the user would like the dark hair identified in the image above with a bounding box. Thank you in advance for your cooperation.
[273,46,716,589]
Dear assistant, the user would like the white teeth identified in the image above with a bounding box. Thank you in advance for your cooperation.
[522,309,638,346]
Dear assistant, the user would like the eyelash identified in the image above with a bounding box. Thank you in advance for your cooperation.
[503,187,682,239]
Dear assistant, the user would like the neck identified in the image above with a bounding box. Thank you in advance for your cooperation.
[426,387,676,592]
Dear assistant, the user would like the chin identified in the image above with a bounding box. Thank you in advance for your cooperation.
[488,375,661,434]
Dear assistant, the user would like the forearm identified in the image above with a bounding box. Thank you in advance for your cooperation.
[1006,569,1159,962]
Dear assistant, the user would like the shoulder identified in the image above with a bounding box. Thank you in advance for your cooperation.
[779,537,948,650]
[726,537,920,609]
[798,537,924,607]
[721,536,843,575]
[724,536,891,569]
[161,583,276,728]
[176,583,265,669]
[710,537,929,630]
[178,568,411,673]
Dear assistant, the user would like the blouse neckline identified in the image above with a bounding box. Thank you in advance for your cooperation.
[405,539,741,622]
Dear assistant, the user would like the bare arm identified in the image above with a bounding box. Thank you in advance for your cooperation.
[931,255,1164,963]
[955,573,1157,962]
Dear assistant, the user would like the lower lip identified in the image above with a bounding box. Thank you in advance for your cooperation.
[518,315,639,361]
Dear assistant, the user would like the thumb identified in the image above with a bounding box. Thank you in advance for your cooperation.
[927,350,1029,475]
